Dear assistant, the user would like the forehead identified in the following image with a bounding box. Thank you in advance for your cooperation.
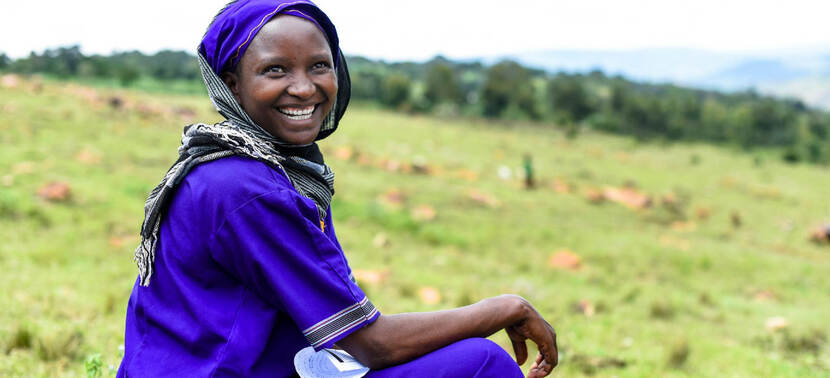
[246,15,332,58]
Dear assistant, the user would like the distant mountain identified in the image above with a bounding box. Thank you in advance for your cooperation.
[697,59,810,90]
[495,49,745,84]
[496,48,830,110]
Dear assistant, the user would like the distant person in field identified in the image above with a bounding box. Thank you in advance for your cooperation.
[117,1,558,376]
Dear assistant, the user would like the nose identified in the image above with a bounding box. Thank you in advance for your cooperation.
[287,72,315,99]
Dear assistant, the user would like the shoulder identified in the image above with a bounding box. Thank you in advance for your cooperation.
[185,155,291,195]
[175,155,300,218]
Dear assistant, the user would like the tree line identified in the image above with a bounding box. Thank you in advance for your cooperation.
[1,46,199,86]
[3,45,829,164]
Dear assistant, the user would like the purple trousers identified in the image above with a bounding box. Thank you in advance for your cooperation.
[365,338,524,378]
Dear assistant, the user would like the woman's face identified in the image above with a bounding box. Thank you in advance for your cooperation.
[224,15,337,145]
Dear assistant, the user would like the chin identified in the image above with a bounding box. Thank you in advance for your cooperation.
[279,129,321,145]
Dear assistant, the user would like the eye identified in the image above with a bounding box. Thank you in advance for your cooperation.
[312,61,331,72]
[264,65,286,75]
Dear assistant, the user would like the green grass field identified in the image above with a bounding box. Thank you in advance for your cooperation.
[1,77,829,377]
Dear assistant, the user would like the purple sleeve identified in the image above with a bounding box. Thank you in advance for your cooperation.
[322,208,355,282]
[207,188,379,350]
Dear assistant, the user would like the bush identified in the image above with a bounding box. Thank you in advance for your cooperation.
[380,73,412,109]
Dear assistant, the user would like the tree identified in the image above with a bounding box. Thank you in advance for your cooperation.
[662,90,701,140]
[480,60,536,118]
[699,97,729,141]
[547,74,594,122]
[52,45,84,77]
[424,62,461,108]
[149,50,199,80]
[747,98,797,146]
[118,65,140,86]
[380,73,411,109]
[0,53,9,70]
[351,70,383,101]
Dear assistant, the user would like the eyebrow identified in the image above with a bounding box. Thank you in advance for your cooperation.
[308,53,333,62]
[256,51,332,64]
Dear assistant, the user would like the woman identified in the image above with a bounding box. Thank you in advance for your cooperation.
[118,1,558,377]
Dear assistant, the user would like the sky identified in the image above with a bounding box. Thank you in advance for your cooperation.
[2,0,830,61]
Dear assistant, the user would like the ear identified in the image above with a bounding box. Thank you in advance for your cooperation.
[221,71,242,102]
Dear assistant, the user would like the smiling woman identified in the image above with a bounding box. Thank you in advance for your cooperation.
[117,1,558,377]
[222,15,338,145]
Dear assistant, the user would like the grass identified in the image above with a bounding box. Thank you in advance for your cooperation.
[1,76,829,376]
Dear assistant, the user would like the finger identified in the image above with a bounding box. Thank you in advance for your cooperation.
[534,325,558,368]
[538,360,553,377]
[532,337,554,369]
[526,365,541,378]
[527,360,551,378]
[549,328,559,367]
[526,354,541,378]
[511,337,528,365]
[540,343,557,369]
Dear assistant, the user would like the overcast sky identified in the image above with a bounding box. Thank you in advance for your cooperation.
[3,0,830,61]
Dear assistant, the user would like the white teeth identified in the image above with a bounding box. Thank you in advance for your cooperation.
[278,106,315,118]
[285,113,312,120]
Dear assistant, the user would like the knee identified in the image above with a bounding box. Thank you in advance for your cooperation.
[461,338,505,355]
[458,338,522,378]
[367,338,522,378]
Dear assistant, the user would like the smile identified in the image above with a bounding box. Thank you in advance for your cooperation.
[278,105,316,120]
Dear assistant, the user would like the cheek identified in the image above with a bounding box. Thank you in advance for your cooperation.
[249,84,281,104]
[239,76,280,102]
[319,73,338,100]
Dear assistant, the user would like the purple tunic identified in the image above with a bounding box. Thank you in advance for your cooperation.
[118,156,379,377]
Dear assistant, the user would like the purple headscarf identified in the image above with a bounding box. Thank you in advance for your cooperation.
[200,0,341,75]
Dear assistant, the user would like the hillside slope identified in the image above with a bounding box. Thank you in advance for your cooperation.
[1,78,828,376]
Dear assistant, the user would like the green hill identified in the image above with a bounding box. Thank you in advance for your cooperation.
[1,77,828,376]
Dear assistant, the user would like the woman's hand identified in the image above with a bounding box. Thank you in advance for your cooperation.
[527,352,556,378]
[502,295,558,377]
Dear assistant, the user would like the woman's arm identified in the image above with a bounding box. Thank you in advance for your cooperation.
[337,294,558,377]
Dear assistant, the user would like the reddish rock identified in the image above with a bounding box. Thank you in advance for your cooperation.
[410,205,437,222]
[584,189,605,204]
[809,224,830,244]
[752,290,777,302]
[453,169,479,182]
[603,187,652,209]
[765,316,789,332]
[552,179,572,194]
[548,249,582,271]
[695,206,712,220]
[418,287,442,305]
[333,146,354,161]
[576,299,596,317]
[670,221,697,233]
[466,190,500,208]
[37,181,72,202]
[378,189,407,209]
[76,149,101,165]
[353,269,389,285]
[1,74,20,89]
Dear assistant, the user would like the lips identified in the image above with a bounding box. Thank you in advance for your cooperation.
[277,105,316,120]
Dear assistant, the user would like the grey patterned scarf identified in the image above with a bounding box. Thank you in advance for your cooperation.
[133,52,350,286]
